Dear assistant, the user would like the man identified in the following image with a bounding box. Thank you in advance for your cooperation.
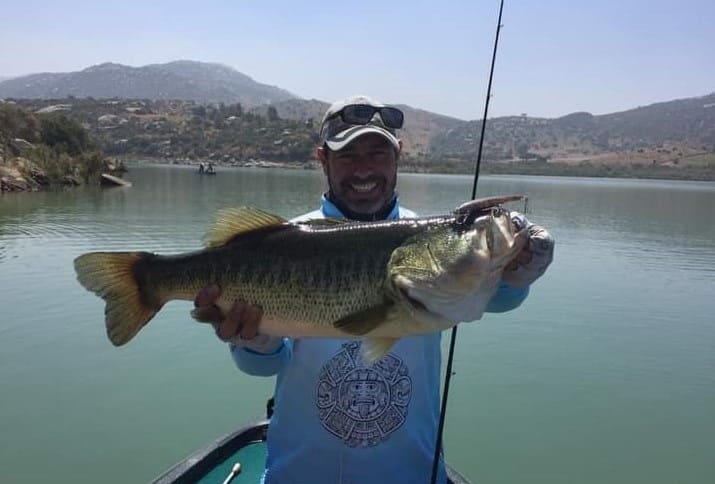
[193,95,554,483]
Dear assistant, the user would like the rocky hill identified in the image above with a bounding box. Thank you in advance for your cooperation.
[246,96,715,165]
[0,61,297,108]
[1,61,713,179]
[429,93,715,163]
[0,102,119,192]
[252,99,466,159]
[4,98,319,165]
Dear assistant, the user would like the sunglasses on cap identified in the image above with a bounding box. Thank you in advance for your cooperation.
[326,104,404,130]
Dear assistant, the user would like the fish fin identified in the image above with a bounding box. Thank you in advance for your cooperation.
[204,207,287,248]
[74,252,159,346]
[360,337,399,363]
[299,218,350,227]
[333,302,393,335]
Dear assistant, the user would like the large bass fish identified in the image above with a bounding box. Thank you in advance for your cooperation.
[74,195,528,360]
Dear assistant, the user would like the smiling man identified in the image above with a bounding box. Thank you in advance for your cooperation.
[315,95,402,220]
[193,95,555,484]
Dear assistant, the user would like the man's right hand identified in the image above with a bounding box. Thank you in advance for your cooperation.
[191,284,283,353]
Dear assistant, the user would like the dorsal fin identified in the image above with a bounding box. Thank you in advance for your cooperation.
[299,218,351,227]
[204,207,287,248]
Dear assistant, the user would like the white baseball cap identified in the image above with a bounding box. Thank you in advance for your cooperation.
[319,95,402,151]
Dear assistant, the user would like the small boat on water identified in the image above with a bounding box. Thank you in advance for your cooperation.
[153,418,270,484]
[153,400,472,483]
[198,162,217,175]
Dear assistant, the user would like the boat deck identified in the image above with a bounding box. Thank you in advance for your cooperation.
[154,419,471,483]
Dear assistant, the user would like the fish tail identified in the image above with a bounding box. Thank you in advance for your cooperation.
[74,251,159,346]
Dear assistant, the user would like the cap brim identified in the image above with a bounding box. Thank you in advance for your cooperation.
[325,125,400,152]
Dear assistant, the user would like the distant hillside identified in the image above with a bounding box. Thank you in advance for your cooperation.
[597,94,715,146]
[429,93,715,162]
[251,98,330,123]
[0,61,297,108]
[3,96,713,180]
[2,61,712,160]
[1,60,712,179]
[253,99,465,158]
[250,94,715,165]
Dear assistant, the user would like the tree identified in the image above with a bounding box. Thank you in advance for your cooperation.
[39,114,91,155]
[516,142,530,160]
[267,106,280,122]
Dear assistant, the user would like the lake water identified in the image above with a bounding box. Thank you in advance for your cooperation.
[1,164,714,484]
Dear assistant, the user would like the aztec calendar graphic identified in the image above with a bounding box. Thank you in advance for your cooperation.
[316,341,412,447]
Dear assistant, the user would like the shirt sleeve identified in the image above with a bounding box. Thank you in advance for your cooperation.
[229,338,293,376]
[485,281,530,313]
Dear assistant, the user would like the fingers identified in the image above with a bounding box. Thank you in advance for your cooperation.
[506,247,533,272]
[194,283,221,307]
[223,302,277,352]
[214,300,264,343]
[239,304,263,340]
[191,305,224,324]
[502,220,555,287]
[191,283,223,323]
[516,247,533,265]
[211,300,244,342]
[510,211,529,231]
[528,225,555,261]
[192,283,266,344]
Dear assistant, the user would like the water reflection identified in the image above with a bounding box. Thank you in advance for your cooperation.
[1,164,714,484]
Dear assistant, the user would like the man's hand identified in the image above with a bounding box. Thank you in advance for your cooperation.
[503,212,555,288]
[192,284,283,353]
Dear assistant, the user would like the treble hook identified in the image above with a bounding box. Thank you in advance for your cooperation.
[453,194,526,225]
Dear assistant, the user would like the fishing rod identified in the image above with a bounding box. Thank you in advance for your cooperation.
[430,1,506,482]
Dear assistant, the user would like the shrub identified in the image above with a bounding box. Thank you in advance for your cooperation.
[0,103,41,143]
[39,114,91,155]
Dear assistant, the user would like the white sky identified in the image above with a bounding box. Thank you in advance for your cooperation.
[1,0,713,120]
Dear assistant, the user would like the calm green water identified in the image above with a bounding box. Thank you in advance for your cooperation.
[1,164,714,484]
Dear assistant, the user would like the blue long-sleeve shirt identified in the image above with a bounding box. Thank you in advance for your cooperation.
[230,196,529,484]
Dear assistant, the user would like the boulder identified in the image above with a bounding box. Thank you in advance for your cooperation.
[7,157,48,187]
[98,114,124,125]
[1,176,32,191]
[35,104,72,114]
[0,163,36,191]
[10,138,35,153]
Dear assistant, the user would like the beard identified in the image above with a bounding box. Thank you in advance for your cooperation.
[327,174,397,220]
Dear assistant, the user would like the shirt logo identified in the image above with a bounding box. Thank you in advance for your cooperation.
[316,341,412,447]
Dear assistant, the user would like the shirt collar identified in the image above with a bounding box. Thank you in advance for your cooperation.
[320,194,401,221]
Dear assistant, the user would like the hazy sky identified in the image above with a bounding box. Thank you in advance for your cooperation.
[1,0,713,120]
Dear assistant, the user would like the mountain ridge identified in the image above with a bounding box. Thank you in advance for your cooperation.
[0,60,297,108]
[1,61,713,173]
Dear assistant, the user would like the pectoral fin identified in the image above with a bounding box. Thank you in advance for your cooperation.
[360,337,399,363]
[334,303,401,362]
[333,302,393,335]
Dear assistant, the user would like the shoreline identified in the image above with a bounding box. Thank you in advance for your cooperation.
[3,156,713,194]
[121,156,715,182]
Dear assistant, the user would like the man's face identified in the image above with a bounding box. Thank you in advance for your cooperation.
[318,134,400,216]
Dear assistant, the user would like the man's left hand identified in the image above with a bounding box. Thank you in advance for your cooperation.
[503,212,554,287]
